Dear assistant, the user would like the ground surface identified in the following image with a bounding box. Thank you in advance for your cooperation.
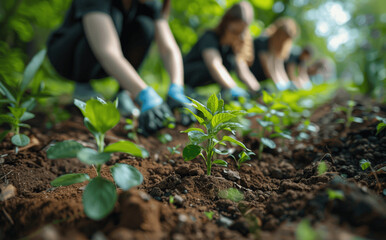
[0,90,385,240]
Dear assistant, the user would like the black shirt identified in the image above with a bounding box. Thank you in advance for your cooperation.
[183,31,236,88]
[249,36,269,81]
[285,52,306,71]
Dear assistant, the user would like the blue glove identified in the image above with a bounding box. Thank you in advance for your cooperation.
[135,87,163,112]
[167,83,195,126]
[303,81,312,90]
[135,87,173,136]
[230,86,250,99]
[275,81,291,91]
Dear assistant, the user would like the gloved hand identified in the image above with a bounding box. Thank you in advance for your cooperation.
[166,83,196,126]
[135,87,173,136]
[222,86,250,101]
[275,81,291,91]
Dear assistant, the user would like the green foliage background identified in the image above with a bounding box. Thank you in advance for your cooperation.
[0,0,384,101]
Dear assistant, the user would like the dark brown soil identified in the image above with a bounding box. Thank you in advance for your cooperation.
[1,91,385,240]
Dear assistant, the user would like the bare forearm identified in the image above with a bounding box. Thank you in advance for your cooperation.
[237,59,260,91]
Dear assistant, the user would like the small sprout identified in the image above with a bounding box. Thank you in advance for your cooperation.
[169,195,174,204]
[359,159,381,191]
[204,211,214,220]
[375,116,386,136]
[167,144,181,155]
[157,133,173,144]
[232,151,255,170]
[182,93,250,175]
[359,159,371,171]
[317,161,327,175]
[327,189,344,200]
[218,188,244,202]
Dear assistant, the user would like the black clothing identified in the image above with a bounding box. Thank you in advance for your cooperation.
[249,36,269,81]
[47,0,161,82]
[284,52,305,71]
[183,31,236,88]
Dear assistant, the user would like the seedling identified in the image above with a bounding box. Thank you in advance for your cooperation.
[335,100,363,128]
[124,117,138,141]
[231,151,255,170]
[167,144,181,156]
[157,133,173,144]
[375,116,386,136]
[296,219,320,240]
[326,189,344,200]
[0,49,47,153]
[218,188,244,202]
[182,93,250,175]
[47,98,146,220]
[359,159,381,190]
[204,211,214,220]
[317,161,328,176]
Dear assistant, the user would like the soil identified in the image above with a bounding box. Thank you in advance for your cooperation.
[1,90,385,240]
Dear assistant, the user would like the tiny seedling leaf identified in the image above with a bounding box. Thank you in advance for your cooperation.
[261,137,276,149]
[376,122,386,135]
[218,188,244,202]
[46,140,84,159]
[257,119,273,128]
[74,99,86,113]
[111,163,143,190]
[0,81,16,102]
[213,159,228,167]
[104,140,144,157]
[8,107,26,120]
[77,148,111,165]
[83,177,117,220]
[359,159,371,171]
[11,134,30,147]
[20,111,35,122]
[327,189,344,200]
[183,144,201,161]
[51,173,90,187]
[181,128,205,134]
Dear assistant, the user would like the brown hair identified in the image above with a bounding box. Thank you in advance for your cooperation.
[214,1,255,66]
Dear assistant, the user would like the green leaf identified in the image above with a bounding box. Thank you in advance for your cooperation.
[262,91,274,104]
[111,163,143,190]
[21,97,36,110]
[0,130,10,142]
[20,49,46,93]
[352,117,363,123]
[0,81,16,103]
[211,113,236,128]
[46,140,85,159]
[185,108,204,124]
[11,134,30,147]
[221,136,250,151]
[157,133,173,144]
[51,173,90,187]
[217,99,224,113]
[327,189,344,200]
[104,141,144,157]
[0,114,16,125]
[207,94,218,113]
[83,177,117,220]
[359,159,371,170]
[84,99,120,134]
[181,128,205,134]
[188,97,213,120]
[20,111,35,122]
[261,137,276,149]
[17,123,30,128]
[74,99,86,113]
[77,148,111,165]
[183,144,201,161]
[213,159,228,167]
[213,148,230,155]
[376,122,386,135]
[188,131,208,144]
[8,107,26,119]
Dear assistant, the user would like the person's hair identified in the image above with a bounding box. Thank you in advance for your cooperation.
[162,0,171,19]
[302,45,314,57]
[266,17,298,60]
[214,1,255,66]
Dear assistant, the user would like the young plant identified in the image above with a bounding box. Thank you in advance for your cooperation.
[182,93,250,175]
[359,159,381,190]
[167,144,181,156]
[124,117,138,141]
[375,116,386,136]
[0,49,46,153]
[231,151,255,170]
[218,188,244,202]
[204,211,214,220]
[47,98,146,220]
[335,100,363,129]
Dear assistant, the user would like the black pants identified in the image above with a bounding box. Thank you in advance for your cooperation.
[183,61,216,88]
[48,15,155,83]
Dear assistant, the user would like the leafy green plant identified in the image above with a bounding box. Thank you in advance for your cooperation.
[157,133,173,144]
[335,100,363,128]
[231,151,255,170]
[182,93,250,175]
[47,98,146,220]
[218,188,244,202]
[124,117,138,142]
[0,49,47,153]
[359,159,381,190]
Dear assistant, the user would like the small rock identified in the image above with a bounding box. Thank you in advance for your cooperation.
[222,169,240,181]
[138,191,151,201]
[216,215,234,228]
[173,195,184,207]
[178,214,189,223]
[91,231,107,240]
[0,184,16,201]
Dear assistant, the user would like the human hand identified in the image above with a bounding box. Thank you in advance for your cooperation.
[167,83,195,126]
